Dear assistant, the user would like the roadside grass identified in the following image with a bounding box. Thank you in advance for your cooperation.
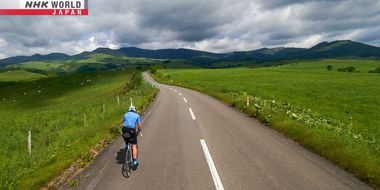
[0,70,46,82]
[152,66,380,187]
[0,70,158,189]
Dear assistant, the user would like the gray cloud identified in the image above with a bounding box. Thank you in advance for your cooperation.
[0,0,380,57]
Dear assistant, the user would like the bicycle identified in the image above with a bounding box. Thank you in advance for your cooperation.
[122,131,142,178]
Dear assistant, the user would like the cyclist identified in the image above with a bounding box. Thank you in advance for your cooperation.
[122,105,141,170]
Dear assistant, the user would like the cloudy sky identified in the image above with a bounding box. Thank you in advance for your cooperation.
[0,0,380,59]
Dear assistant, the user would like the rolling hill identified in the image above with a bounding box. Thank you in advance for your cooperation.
[118,47,223,59]
[0,53,68,67]
[1,40,380,73]
[286,40,380,59]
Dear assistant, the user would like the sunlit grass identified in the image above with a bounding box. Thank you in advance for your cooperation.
[0,70,158,189]
[0,70,46,82]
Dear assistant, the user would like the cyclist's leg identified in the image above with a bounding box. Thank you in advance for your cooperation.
[131,128,138,159]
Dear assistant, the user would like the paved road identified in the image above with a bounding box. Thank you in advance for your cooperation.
[62,72,371,190]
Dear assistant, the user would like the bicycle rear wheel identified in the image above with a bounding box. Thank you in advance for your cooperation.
[124,145,132,177]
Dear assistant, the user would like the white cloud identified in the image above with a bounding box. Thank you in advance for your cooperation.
[0,38,7,48]
[283,34,324,48]
[0,53,6,59]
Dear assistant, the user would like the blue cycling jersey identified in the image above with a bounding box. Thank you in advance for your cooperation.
[123,111,140,129]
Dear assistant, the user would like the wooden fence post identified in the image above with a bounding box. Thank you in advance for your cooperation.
[103,104,105,113]
[84,113,86,127]
[28,131,31,155]
[56,125,60,136]
[117,97,120,106]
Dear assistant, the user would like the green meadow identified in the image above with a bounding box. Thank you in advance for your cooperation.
[0,70,46,82]
[280,59,380,73]
[152,59,380,187]
[17,61,63,71]
[0,70,158,189]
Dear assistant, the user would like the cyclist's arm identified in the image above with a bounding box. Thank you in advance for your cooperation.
[137,122,141,134]
[136,115,141,134]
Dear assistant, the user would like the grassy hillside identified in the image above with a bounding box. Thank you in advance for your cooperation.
[0,70,158,189]
[9,53,191,74]
[280,59,380,73]
[0,53,68,67]
[0,70,46,82]
[17,61,63,71]
[152,63,380,187]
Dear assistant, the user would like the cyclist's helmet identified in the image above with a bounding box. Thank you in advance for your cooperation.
[129,105,136,112]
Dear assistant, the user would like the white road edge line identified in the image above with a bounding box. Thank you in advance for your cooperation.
[183,98,187,103]
[200,139,224,190]
[189,108,196,120]
[179,92,182,96]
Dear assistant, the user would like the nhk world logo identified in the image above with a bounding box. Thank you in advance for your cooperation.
[0,0,88,15]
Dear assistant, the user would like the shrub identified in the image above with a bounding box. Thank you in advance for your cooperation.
[327,65,332,71]
[126,70,142,90]
[347,66,356,72]
[150,68,157,74]
[105,63,118,69]
[375,68,380,73]
[368,70,376,73]
[149,64,163,74]
[338,68,348,72]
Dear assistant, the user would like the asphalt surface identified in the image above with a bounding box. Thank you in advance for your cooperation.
[62,72,372,190]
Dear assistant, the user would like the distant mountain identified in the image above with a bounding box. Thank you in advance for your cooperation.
[117,47,223,59]
[0,53,69,67]
[116,47,307,60]
[1,40,380,67]
[285,40,380,59]
[113,40,380,60]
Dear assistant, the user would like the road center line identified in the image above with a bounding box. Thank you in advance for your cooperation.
[200,139,224,190]
[174,89,177,92]
[183,98,187,103]
[189,108,196,120]
[179,92,182,96]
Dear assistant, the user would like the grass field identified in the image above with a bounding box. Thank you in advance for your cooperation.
[16,61,64,71]
[0,70,46,82]
[281,59,380,73]
[0,70,158,189]
[152,59,380,187]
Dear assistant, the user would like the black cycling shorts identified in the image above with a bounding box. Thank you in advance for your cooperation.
[122,127,137,145]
